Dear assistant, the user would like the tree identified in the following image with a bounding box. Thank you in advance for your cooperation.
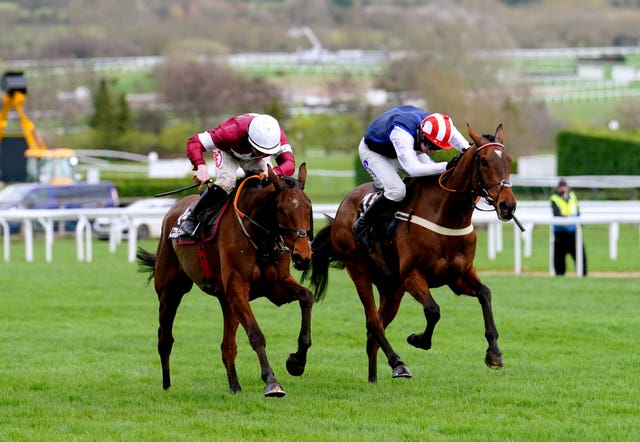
[89,78,117,148]
[115,92,134,134]
[377,52,558,158]
[89,79,136,149]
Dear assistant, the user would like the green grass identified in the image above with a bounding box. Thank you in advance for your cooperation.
[1,236,639,441]
[547,98,636,129]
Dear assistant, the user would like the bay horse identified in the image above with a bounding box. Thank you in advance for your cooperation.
[137,163,317,397]
[303,124,517,383]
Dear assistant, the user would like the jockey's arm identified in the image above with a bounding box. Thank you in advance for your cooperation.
[391,127,447,176]
[272,145,295,176]
[449,124,471,152]
[186,132,212,170]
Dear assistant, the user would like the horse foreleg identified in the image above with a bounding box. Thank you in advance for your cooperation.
[404,270,440,351]
[272,277,314,377]
[475,283,503,370]
[220,300,242,394]
[229,279,285,397]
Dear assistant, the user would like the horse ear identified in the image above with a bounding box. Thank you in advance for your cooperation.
[495,124,504,145]
[298,162,307,187]
[467,123,482,147]
[267,164,280,185]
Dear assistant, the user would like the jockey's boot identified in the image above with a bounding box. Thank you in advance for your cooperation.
[179,185,227,238]
[352,195,399,253]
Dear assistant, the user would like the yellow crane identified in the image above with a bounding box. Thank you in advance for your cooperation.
[0,71,77,184]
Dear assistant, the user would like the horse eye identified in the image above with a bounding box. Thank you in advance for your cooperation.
[277,207,285,215]
[480,158,489,167]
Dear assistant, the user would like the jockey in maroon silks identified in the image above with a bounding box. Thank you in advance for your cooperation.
[180,113,295,238]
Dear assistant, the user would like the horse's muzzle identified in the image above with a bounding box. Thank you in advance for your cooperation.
[292,253,311,271]
[498,200,516,221]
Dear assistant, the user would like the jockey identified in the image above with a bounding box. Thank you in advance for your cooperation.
[353,104,470,252]
[180,113,295,238]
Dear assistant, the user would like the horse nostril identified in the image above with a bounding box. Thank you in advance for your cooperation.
[498,201,515,218]
[293,254,310,271]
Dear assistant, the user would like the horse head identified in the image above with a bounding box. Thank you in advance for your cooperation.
[445,124,516,222]
[268,163,313,270]
[467,124,517,221]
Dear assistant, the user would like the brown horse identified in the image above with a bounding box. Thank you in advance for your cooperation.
[137,164,317,397]
[303,125,517,382]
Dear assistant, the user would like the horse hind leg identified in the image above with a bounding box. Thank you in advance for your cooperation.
[373,285,412,380]
[157,272,193,390]
[349,268,409,383]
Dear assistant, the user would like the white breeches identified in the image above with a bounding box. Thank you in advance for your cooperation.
[358,138,406,202]
[213,149,270,193]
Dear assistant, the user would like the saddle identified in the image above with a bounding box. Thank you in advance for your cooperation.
[170,188,234,245]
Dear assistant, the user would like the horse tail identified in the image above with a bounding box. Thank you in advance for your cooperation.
[136,247,156,284]
[302,216,342,302]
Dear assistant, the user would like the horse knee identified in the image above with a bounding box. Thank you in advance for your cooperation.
[220,341,237,359]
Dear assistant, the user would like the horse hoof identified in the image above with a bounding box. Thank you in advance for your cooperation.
[264,383,286,398]
[286,353,306,377]
[485,352,504,370]
[407,333,431,350]
[392,364,412,378]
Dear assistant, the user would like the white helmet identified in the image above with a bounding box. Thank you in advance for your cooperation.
[247,114,281,154]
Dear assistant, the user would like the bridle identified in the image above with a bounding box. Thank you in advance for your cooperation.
[438,142,513,213]
[233,173,312,254]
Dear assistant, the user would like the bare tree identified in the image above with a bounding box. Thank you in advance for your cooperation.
[153,58,282,126]
[377,50,557,158]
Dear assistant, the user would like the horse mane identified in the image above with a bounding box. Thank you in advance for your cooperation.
[233,174,301,191]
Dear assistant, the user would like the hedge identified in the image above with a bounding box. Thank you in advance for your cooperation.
[556,129,640,175]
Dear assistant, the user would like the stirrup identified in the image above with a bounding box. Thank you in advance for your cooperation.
[179,219,199,238]
[354,225,375,253]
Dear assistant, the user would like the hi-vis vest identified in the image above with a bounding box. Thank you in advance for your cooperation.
[550,191,579,232]
[550,191,579,216]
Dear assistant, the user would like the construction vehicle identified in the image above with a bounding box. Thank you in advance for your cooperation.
[0,71,77,184]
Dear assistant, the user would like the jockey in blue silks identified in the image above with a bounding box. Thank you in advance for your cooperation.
[353,104,470,252]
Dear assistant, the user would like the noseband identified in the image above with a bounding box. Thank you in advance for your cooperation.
[439,142,512,213]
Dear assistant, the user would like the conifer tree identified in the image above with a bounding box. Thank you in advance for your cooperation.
[115,92,133,134]
[89,78,116,148]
